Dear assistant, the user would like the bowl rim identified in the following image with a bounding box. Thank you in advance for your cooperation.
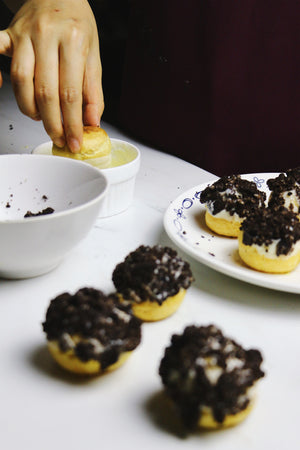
[0,154,108,224]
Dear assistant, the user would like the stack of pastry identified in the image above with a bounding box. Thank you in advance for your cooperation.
[200,170,300,274]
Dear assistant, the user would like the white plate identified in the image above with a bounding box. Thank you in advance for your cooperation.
[164,173,300,294]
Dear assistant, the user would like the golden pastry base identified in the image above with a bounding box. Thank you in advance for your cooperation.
[198,402,254,429]
[130,288,186,322]
[48,340,131,375]
[238,233,300,273]
[205,211,241,237]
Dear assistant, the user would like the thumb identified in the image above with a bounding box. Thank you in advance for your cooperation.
[0,30,13,57]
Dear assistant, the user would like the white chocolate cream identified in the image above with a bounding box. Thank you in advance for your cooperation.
[206,203,241,221]
[281,189,300,213]
[250,238,300,259]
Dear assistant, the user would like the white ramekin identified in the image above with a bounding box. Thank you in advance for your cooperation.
[32,138,141,217]
[98,139,140,217]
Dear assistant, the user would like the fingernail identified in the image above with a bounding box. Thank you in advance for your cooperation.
[54,138,65,148]
[68,138,80,153]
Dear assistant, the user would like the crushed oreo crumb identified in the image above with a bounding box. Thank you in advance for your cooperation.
[159,325,264,429]
[267,168,300,213]
[112,245,194,305]
[200,175,266,217]
[24,207,54,218]
[240,207,300,256]
[43,287,141,369]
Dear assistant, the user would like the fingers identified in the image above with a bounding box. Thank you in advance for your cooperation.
[0,30,13,56]
[10,37,41,121]
[0,30,12,88]
[82,41,104,127]
[59,29,87,152]
[34,40,65,147]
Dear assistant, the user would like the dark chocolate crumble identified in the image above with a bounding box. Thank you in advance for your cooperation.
[24,207,54,218]
[159,325,264,429]
[200,175,266,217]
[112,245,194,305]
[267,167,300,213]
[43,287,142,369]
[240,207,300,256]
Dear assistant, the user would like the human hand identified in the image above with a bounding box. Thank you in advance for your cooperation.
[0,0,104,152]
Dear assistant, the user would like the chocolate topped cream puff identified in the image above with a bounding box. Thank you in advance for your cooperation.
[43,287,141,375]
[238,207,300,273]
[112,245,194,321]
[159,325,264,430]
[267,167,300,216]
[200,175,266,237]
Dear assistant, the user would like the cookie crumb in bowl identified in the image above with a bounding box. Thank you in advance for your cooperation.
[0,154,108,279]
[24,207,54,218]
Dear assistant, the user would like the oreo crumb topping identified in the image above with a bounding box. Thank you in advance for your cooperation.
[267,168,300,213]
[159,325,264,429]
[24,207,54,218]
[112,245,194,305]
[200,175,266,217]
[43,287,141,369]
[240,207,300,256]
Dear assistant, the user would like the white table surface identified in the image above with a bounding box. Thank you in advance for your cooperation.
[0,73,299,450]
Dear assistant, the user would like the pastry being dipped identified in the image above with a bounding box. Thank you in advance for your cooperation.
[52,126,112,168]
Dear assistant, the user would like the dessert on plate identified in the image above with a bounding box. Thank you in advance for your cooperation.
[267,167,300,216]
[238,206,300,273]
[200,175,266,237]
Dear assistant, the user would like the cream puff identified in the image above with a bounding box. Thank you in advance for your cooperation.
[159,325,264,430]
[200,175,266,237]
[52,126,112,168]
[43,287,141,375]
[267,167,300,216]
[112,245,194,322]
[238,207,300,273]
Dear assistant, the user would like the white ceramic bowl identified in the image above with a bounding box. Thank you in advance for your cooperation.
[0,154,108,279]
[32,138,140,217]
